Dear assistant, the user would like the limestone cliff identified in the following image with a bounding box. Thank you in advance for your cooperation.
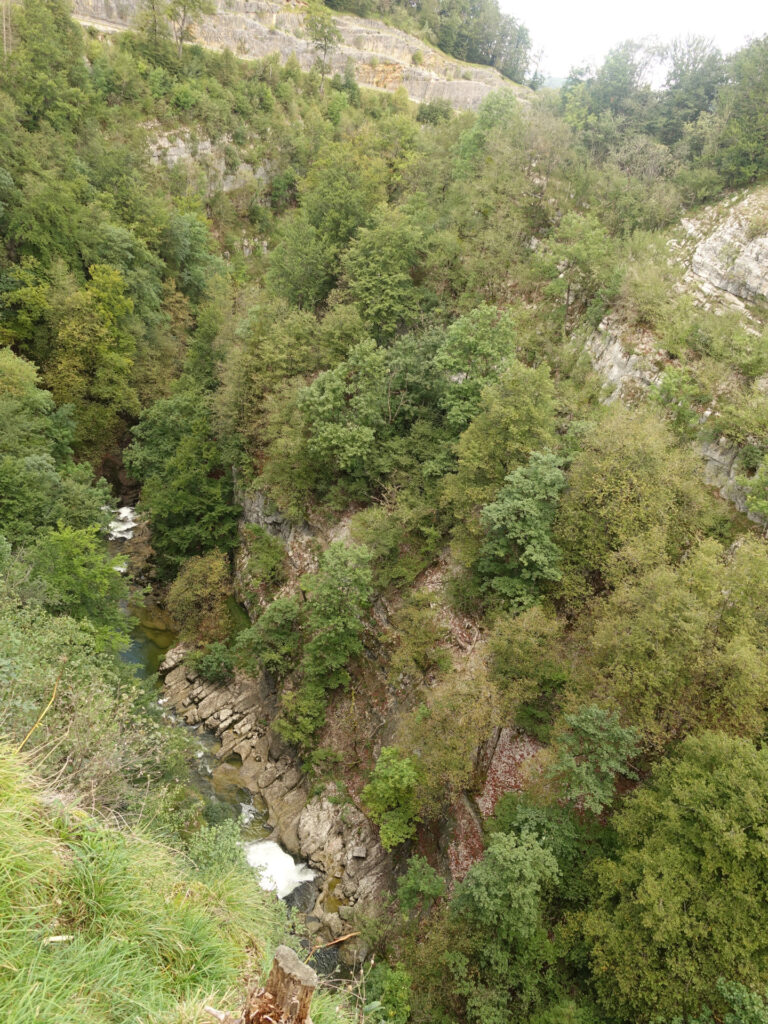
[71,0,528,111]
[584,188,768,521]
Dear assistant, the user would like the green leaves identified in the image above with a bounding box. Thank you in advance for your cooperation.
[276,542,372,749]
[586,733,768,1021]
[476,451,566,610]
[548,705,638,815]
[362,747,421,850]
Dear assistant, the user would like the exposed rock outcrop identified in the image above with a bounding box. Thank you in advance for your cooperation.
[71,0,528,111]
[688,188,768,306]
[147,127,269,195]
[159,646,391,956]
[585,316,666,402]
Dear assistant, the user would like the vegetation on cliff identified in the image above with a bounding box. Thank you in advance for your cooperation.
[4,1,768,1021]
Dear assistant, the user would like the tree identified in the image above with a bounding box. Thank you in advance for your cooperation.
[447,832,559,1024]
[266,213,336,309]
[475,451,566,609]
[46,264,140,459]
[341,207,430,342]
[712,35,768,186]
[24,525,131,650]
[125,389,239,575]
[538,212,620,330]
[166,549,233,644]
[397,855,446,916]
[135,0,171,50]
[305,2,342,87]
[433,305,517,431]
[297,338,389,488]
[553,407,709,611]
[547,705,638,815]
[167,0,214,59]
[361,746,420,850]
[585,732,768,1021]
[577,537,768,752]
[278,542,372,748]
[443,359,556,566]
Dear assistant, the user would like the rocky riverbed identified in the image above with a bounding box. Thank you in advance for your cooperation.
[160,646,391,962]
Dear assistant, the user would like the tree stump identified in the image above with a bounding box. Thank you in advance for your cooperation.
[245,945,318,1024]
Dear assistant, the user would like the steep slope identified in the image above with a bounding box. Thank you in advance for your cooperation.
[71,0,528,109]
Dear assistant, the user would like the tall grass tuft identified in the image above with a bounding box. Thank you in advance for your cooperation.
[0,743,289,1024]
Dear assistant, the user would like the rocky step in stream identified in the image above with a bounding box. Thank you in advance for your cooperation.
[110,505,320,907]
[159,643,392,963]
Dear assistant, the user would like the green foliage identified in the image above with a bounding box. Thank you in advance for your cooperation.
[278,543,372,748]
[361,746,420,850]
[366,964,413,1024]
[267,212,336,308]
[0,350,111,544]
[342,207,431,341]
[187,640,235,685]
[487,605,568,740]
[399,669,500,817]
[575,537,768,752]
[0,597,188,814]
[539,213,621,328]
[475,451,566,610]
[397,855,446,916]
[713,36,768,186]
[301,541,373,689]
[387,590,451,682]
[548,706,638,815]
[446,832,559,1024]
[444,359,557,566]
[585,732,768,1021]
[126,389,239,574]
[668,980,768,1024]
[186,819,247,873]
[553,407,710,610]
[166,549,233,644]
[0,744,286,1024]
[434,305,517,431]
[23,525,132,651]
[234,594,303,679]
[243,525,286,594]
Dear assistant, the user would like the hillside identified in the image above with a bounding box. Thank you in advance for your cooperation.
[72,0,529,109]
[4,5,768,1024]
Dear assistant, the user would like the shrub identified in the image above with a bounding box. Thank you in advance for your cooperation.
[397,855,446,916]
[361,747,420,850]
[167,550,233,644]
[187,641,235,685]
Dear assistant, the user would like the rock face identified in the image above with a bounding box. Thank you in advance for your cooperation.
[585,316,665,402]
[71,0,528,111]
[689,188,768,305]
[583,317,765,519]
[159,646,391,957]
[147,126,269,196]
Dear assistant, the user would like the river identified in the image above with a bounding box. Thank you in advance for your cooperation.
[111,507,317,902]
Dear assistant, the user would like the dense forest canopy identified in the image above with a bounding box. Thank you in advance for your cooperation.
[4,0,768,1021]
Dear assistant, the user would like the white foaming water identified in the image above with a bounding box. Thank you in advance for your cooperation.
[245,840,316,899]
[108,506,138,541]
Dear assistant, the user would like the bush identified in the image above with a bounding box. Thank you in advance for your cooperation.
[187,641,235,685]
[397,855,446,916]
[244,524,286,593]
[167,550,233,644]
[361,747,420,850]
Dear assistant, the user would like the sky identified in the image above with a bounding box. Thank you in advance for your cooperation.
[507,0,767,79]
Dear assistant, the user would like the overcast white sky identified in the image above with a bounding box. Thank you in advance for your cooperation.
[506,0,767,79]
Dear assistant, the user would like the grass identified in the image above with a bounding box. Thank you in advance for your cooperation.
[0,744,360,1024]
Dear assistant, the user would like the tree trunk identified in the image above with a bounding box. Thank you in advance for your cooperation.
[246,945,318,1024]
